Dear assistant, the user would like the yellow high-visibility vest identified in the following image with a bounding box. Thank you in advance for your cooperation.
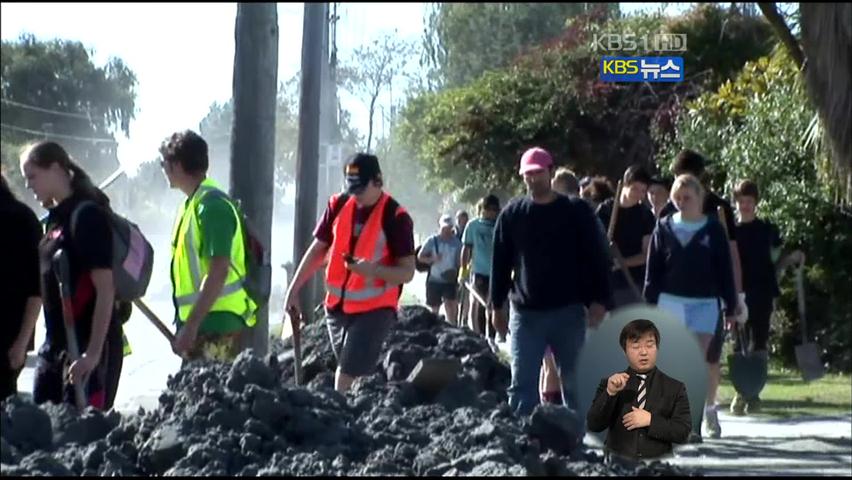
[170,178,256,327]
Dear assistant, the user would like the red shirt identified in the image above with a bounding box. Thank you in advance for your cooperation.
[314,194,415,258]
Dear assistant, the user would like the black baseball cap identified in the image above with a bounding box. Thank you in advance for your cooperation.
[344,153,382,194]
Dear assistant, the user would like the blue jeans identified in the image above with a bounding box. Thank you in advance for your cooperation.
[508,303,587,416]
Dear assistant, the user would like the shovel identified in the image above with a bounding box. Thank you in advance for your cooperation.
[288,306,303,386]
[728,322,768,400]
[607,181,644,302]
[132,299,176,344]
[53,249,88,411]
[464,281,499,354]
[794,264,824,382]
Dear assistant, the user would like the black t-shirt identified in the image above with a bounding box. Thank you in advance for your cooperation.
[735,219,782,299]
[0,193,42,351]
[660,191,737,240]
[596,199,656,288]
[39,193,113,351]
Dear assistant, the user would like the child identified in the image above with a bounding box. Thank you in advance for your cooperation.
[731,180,803,415]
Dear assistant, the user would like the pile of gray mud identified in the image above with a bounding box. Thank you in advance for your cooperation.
[1,306,696,476]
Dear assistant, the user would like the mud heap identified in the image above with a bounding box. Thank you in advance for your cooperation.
[1,306,696,476]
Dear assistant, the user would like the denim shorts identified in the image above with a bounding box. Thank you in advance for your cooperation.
[658,293,720,335]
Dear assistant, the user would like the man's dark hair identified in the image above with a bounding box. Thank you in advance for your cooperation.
[159,130,209,176]
[482,194,501,211]
[619,319,661,351]
[672,149,706,176]
[589,176,615,203]
[623,164,652,187]
[650,174,673,191]
[734,179,760,203]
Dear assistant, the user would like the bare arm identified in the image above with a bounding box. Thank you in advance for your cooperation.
[371,255,416,285]
[461,244,472,269]
[183,257,231,332]
[417,239,439,265]
[85,269,115,360]
[286,239,331,298]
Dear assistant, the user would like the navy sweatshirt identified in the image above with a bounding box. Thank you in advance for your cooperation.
[644,214,738,315]
[490,194,613,311]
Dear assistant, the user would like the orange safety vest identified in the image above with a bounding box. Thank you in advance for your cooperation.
[325,192,405,314]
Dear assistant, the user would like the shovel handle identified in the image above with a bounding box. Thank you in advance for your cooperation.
[52,249,88,411]
[288,306,303,385]
[132,299,176,343]
[795,264,808,341]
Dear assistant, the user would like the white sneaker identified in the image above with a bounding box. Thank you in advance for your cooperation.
[702,404,721,439]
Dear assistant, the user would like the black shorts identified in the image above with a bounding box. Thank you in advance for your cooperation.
[426,281,458,307]
[470,274,493,337]
[326,308,396,377]
[734,295,773,353]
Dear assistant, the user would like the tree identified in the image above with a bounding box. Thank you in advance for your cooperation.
[799,3,852,205]
[421,3,618,90]
[1,33,137,203]
[339,33,416,152]
[402,5,778,204]
[654,50,852,372]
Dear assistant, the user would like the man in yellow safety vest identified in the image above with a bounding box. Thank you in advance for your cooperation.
[159,130,256,362]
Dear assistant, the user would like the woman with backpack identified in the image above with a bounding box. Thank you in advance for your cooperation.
[20,141,125,410]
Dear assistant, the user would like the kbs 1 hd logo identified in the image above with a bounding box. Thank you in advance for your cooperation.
[600,56,684,83]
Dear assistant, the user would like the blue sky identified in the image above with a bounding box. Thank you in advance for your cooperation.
[1,2,692,173]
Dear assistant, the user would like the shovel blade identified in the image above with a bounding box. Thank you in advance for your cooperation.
[728,353,768,399]
[795,342,825,382]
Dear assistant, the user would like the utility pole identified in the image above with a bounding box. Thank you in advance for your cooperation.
[231,3,278,356]
[293,3,326,320]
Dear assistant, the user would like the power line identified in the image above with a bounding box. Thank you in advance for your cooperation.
[0,122,117,144]
[0,98,101,122]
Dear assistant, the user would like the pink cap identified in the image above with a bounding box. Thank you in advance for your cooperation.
[518,147,553,175]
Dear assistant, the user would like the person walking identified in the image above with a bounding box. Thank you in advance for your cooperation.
[418,214,463,323]
[1,172,42,400]
[459,195,500,337]
[160,130,257,363]
[283,153,415,393]
[657,150,744,439]
[596,165,656,307]
[21,141,125,410]
[490,147,612,415]
[644,173,740,439]
[730,179,803,415]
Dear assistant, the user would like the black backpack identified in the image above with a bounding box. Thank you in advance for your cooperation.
[414,244,430,272]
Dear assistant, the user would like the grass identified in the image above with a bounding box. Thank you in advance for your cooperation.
[717,349,852,419]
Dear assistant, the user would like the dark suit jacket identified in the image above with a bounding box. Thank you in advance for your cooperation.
[586,367,691,460]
